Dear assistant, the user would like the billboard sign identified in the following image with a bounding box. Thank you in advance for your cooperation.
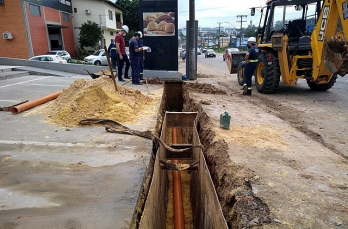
[140,0,178,71]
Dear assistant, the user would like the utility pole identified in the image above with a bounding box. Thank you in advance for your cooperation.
[188,0,196,80]
[237,15,247,48]
[217,22,222,51]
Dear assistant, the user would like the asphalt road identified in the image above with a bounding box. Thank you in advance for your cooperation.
[0,72,159,228]
[189,52,348,158]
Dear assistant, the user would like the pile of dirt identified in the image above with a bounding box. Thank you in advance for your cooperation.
[184,82,227,95]
[183,89,273,228]
[146,78,163,84]
[41,77,153,127]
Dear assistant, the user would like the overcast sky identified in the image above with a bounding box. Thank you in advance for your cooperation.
[112,0,308,30]
[177,0,263,29]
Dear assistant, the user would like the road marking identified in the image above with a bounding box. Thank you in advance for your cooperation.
[0,76,51,89]
[0,140,110,148]
[0,99,22,102]
[30,84,67,87]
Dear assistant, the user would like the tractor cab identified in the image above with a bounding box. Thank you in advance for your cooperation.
[255,0,322,53]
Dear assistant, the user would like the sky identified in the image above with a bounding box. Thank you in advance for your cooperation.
[111,0,310,30]
[177,0,264,29]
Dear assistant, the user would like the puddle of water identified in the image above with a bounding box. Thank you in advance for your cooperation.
[0,188,60,210]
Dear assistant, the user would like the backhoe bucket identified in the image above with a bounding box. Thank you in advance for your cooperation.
[323,40,348,76]
[227,51,247,74]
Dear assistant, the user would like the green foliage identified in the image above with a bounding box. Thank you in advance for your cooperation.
[116,0,140,31]
[78,20,103,49]
[75,46,90,60]
[69,59,92,65]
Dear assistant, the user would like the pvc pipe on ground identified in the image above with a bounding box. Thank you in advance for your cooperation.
[172,128,185,229]
[11,91,62,114]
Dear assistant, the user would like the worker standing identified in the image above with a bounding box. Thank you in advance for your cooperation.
[243,37,259,96]
[137,31,145,81]
[129,32,144,85]
[107,40,118,71]
[115,25,130,82]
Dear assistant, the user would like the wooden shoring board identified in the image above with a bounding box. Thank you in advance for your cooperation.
[139,112,228,228]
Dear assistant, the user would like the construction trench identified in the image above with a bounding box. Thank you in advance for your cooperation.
[129,81,271,229]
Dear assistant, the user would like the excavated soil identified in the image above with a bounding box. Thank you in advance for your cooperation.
[27,77,155,127]
[146,78,164,84]
[184,82,227,95]
[183,85,272,228]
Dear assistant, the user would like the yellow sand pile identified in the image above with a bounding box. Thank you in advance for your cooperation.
[44,77,153,126]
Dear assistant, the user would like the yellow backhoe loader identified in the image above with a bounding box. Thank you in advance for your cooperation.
[239,0,348,93]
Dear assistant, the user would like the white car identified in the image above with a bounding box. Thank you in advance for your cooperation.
[29,55,67,63]
[84,50,107,66]
[46,50,71,62]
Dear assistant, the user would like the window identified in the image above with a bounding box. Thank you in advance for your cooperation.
[62,13,70,22]
[29,3,41,17]
[74,8,77,13]
[110,31,114,36]
[108,10,113,20]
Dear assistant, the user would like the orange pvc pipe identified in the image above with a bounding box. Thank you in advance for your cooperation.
[172,128,185,229]
[11,91,62,114]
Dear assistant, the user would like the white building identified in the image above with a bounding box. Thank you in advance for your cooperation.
[72,0,124,50]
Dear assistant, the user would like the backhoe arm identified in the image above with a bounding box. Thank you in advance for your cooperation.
[311,0,348,77]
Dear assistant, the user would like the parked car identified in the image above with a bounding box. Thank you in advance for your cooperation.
[205,49,216,58]
[29,55,67,63]
[125,47,129,57]
[223,48,240,61]
[84,50,107,66]
[46,50,71,62]
[197,48,201,55]
[201,47,207,53]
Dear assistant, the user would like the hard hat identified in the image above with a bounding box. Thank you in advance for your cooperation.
[247,37,256,43]
[122,25,129,34]
[138,31,143,38]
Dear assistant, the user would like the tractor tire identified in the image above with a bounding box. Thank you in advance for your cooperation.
[307,74,337,91]
[237,62,244,85]
[255,54,280,94]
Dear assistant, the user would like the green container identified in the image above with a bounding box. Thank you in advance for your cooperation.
[220,111,231,130]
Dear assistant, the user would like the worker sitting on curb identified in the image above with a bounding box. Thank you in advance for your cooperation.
[243,37,259,96]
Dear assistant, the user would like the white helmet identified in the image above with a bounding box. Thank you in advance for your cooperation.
[122,25,129,34]
[138,31,143,38]
[247,37,257,43]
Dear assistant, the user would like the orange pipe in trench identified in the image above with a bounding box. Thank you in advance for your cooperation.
[172,128,185,229]
[11,91,62,114]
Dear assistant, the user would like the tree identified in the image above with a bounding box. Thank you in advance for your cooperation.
[78,20,103,48]
[116,0,140,31]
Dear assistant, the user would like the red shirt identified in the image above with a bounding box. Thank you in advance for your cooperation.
[115,33,126,54]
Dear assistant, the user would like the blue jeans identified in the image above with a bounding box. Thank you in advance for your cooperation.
[117,54,130,80]
[130,56,140,84]
[244,63,257,88]
[111,57,118,70]
[139,57,144,80]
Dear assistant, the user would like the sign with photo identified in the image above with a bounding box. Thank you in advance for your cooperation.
[143,12,175,36]
[139,0,178,71]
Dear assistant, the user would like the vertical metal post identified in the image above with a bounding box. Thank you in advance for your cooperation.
[188,0,196,80]
[282,6,286,24]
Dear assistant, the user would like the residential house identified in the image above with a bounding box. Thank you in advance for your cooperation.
[72,0,124,50]
[0,0,74,59]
